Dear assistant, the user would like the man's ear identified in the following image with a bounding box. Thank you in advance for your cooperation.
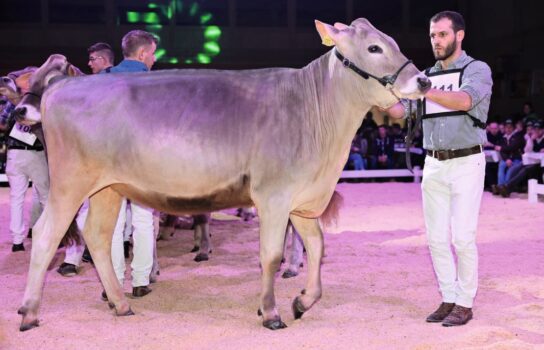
[456,29,465,42]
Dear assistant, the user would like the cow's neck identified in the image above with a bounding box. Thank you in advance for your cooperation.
[299,50,373,171]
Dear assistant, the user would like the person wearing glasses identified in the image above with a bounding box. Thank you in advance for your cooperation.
[88,42,114,74]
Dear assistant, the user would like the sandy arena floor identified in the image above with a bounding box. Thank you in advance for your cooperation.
[0,183,543,349]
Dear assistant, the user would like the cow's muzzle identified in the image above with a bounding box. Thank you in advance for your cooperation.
[417,77,431,93]
[12,106,27,122]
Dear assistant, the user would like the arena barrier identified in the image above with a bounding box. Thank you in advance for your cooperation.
[340,166,423,183]
[1,169,425,184]
[528,179,544,204]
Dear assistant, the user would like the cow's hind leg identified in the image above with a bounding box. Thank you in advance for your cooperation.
[288,215,323,320]
[282,223,304,279]
[256,201,290,330]
[19,199,81,331]
[193,214,211,262]
[83,188,132,316]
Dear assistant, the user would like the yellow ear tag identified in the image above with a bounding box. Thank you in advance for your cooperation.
[322,36,335,46]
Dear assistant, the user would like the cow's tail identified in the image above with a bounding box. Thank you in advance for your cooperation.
[319,191,344,228]
[60,217,81,247]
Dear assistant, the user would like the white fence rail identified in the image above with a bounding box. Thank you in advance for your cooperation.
[528,179,544,203]
[341,166,423,183]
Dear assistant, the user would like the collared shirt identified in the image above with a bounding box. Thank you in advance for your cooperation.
[404,51,493,151]
[105,59,149,74]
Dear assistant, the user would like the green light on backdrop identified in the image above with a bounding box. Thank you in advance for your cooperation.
[204,26,221,41]
[203,42,220,55]
[196,53,211,64]
[200,12,212,24]
[189,3,199,17]
[155,48,166,60]
[124,1,222,65]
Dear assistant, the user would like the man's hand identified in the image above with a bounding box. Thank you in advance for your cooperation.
[505,159,513,167]
[494,145,501,152]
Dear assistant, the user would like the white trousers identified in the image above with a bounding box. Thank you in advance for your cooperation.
[421,152,485,308]
[111,199,154,287]
[63,200,89,266]
[5,149,49,245]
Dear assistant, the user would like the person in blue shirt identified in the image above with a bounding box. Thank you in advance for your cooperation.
[101,30,158,300]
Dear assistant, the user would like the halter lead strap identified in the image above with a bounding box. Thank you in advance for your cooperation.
[334,48,412,89]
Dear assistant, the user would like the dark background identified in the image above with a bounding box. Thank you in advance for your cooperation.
[1,0,542,121]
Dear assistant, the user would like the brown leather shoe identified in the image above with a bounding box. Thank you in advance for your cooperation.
[491,184,500,195]
[132,285,152,298]
[426,302,455,323]
[499,185,511,198]
[442,305,473,327]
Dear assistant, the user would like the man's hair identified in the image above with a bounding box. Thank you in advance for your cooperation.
[87,42,115,64]
[121,30,158,58]
[430,11,465,33]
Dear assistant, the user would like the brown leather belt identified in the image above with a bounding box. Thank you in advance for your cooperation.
[426,145,482,161]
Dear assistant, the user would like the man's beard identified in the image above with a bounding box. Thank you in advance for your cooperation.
[433,37,457,61]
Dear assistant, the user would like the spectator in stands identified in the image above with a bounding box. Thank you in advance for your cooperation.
[368,125,394,169]
[360,111,378,133]
[492,118,525,194]
[390,123,406,168]
[346,132,367,170]
[498,120,544,197]
[483,122,502,150]
[521,102,539,125]
[88,42,115,74]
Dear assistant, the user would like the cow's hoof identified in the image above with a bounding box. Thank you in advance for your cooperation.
[19,319,39,332]
[190,246,199,253]
[292,296,306,320]
[194,253,209,262]
[116,307,135,316]
[281,270,298,279]
[263,319,287,330]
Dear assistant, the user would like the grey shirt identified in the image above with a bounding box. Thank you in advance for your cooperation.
[404,51,493,151]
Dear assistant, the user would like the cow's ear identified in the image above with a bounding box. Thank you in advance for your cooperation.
[67,64,84,77]
[334,22,349,30]
[315,20,339,47]
[15,72,33,93]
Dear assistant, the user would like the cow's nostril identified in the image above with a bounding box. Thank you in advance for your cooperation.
[14,107,27,116]
[417,77,431,91]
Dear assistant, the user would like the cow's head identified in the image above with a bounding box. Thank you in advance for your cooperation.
[0,67,37,105]
[13,54,83,125]
[316,18,431,108]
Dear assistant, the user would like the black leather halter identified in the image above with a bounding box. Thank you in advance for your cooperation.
[334,48,412,90]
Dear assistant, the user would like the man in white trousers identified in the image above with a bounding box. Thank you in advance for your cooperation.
[100,30,158,298]
[387,11,492,326]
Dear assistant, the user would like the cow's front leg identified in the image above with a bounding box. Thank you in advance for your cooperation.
[19,203,80,331]
[84,188,132,316]
[256,203,290,330]
[288,216,323,320]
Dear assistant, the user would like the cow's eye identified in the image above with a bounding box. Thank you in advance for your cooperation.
[368,45,383,53]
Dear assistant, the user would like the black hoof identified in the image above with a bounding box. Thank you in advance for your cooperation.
[263,319,287,330]
[281,270,298,279]
[116,308,135,316]
[19,319,39,332]
[292,296,306,320]
[257,308,262,316]
[194,253,209,262]
[190,246,199,253]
